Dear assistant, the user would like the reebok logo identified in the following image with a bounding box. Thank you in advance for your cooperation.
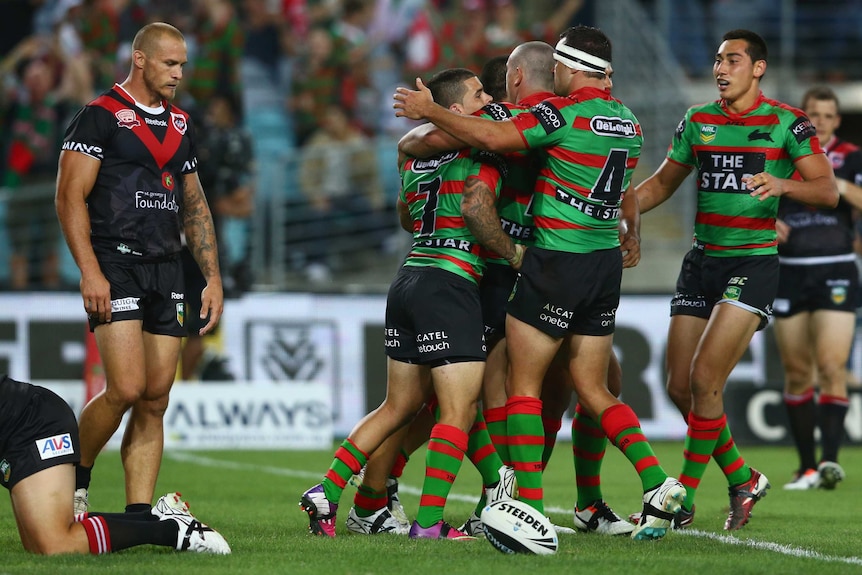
[145,117,168,126]
[748,129,773,142]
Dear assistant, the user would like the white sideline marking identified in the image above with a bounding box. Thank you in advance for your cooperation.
[165,452,862,565]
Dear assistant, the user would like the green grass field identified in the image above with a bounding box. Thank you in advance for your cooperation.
[2,441,861,575]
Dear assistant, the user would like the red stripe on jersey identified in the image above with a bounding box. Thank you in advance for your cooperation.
[406,252,481,281]
[92,92,186,169]
[704,240,778,251]
[536,172,590,197]
[691,111,780,126]
[473,164,503,191]
[696,211,775,231]
[533,215,591,230]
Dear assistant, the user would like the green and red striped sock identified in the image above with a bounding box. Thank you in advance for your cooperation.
[600,403,666,491]
[322,438,368,504]
[415,424,468,528]
[484,405,509,465]
[572,403,607,508]
[711,419,750,487]
[353,485,387,518]
[681,413,725,510]
[506,395,544,513]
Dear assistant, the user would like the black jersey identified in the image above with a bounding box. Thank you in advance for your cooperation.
[62,85,198,261]
[778,137,862,258]
[0,376,37,449]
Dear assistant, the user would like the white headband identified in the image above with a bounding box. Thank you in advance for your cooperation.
[553,40,610,73]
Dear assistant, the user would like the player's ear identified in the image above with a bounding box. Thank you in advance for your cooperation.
[753,59,766,80]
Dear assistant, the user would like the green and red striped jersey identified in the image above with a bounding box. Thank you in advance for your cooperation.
[667,92,823,257]
[509,87,642,253]
[477,94,553,263]
[399,148,505,284]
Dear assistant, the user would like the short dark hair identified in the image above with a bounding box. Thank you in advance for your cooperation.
[559,25,612,80]
[427,68,478,108]
[480,56,508,102]
[801,85,839,112]
[722,29,768,63]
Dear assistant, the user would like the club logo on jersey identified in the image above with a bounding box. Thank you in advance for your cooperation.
[162,172,175,191]
[748,129,774,142]
[699,125,717,143]
[531,101,566,134]
[171,112,188,135]
[0,459,10,483]
[176,302,185,326]
[674,118,686,141]
[828,151,845,169]
[36,433,74,460]
[483,102,513,121]
[791,116,816,143]
[115,109,140,129]
[590,116,637,138]
[831,286,848,305]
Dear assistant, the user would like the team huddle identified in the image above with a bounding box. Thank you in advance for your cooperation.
[299,24,845,545]
[2,18,855,558]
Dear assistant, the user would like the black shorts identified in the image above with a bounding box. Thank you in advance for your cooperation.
[506,247,622,338]
[773,259,858,317]
[671,247,778,330]
[0,384,80,490]
[480,263,518,342]
[89,255,187,336]
[384,266,486,366]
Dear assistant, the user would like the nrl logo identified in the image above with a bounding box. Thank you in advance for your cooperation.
[115,109,140,129]
[700,125,717,143]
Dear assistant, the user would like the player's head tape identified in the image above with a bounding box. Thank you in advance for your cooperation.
[553,40,610,73]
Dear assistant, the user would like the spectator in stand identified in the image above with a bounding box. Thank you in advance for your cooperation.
[297,104,387,282]
[188,0,244,111]
[78,0,120,92]
[0,37,75,290]
[289,25,351,145]
[483,0,584,60]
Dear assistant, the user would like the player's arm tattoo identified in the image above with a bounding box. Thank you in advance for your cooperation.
[183,173,221,281]
[461,176,516,261]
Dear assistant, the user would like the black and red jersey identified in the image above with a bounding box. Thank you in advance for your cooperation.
[62,84,198,261]
[779,136,862,258]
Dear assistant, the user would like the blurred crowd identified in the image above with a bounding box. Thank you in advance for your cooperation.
[2,0,862,290]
